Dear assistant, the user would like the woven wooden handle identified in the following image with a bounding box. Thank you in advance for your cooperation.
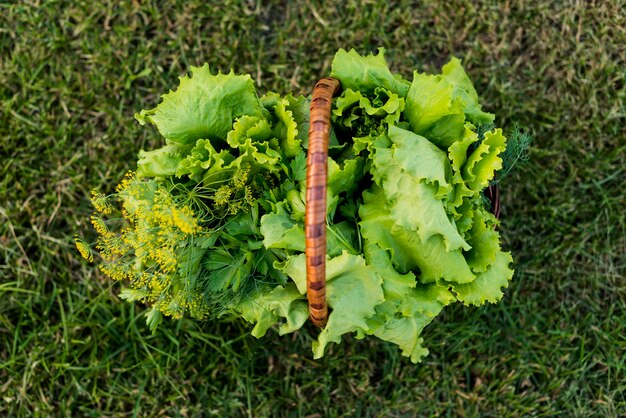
[305,78,341,328]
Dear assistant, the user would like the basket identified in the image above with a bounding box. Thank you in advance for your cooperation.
[304,78,501,328]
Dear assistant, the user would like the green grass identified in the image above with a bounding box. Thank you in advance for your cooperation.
[1,0,624,416]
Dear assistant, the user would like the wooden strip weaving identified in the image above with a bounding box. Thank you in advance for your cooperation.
[305,78,341,328]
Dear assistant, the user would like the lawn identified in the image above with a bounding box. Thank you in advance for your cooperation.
[1,1,624,416]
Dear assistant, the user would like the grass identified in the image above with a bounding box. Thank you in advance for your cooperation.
[1,0,624,416]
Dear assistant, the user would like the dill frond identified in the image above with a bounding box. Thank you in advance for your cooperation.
[497,126,533,182]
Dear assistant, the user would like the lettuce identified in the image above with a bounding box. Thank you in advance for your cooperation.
[86,49,516,364]
[135,65,264,144]
[405,57,495,148]
[330,48,411,98]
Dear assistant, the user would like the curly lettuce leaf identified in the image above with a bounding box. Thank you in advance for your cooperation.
[371,143,469,252]
[464,128,507,191]
[276,252,385,358]
[351,132,391,155]
[363,241,416,302]
[405,71,464,148]
[405,57,494,148]
[226,115,283,171]
[333,88,405,133]
[372,284,455,363]
[359,186,475,284]
[446,124,480,212]
[176,138,235,182]
[465,207,500,273]
[237,283,308,337]
[387,125,453,196]
[312,252,385,359]
[260,201,305,253]
[441,57,495,125]
[450,250,514,306]
[136,65,263,144]
[448,123,479,174]
[273,96,302,158]
[327,156,365,197]
[137,144,189,178]
[226,115,273,147]
[286,94,311,144]
[331,48,410,98]
[360,240,416,332]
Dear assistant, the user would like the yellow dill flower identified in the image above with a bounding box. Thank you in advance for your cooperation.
[154,188,174,206]
[74,236,93,262]
[97,232,130,260]
[151,247,177,273]
[115,171,136,192]
[229,200,245,215]
[90,189,113,214]
[172,206,201,235]
[244,185,256,206]
[233,164,251,190]
[133,272,151,287]
[213,185,233,206]
[99,262,129,281]
[90,215,111,237]
[263,171,277,188]
[148,273,171,294]
[151,206,175,228]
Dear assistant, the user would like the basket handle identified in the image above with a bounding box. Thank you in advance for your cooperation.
[305,78,341,328]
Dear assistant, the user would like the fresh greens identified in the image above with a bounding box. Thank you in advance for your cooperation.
[80,48,515,362]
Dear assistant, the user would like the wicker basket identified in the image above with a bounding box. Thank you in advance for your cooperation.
[304,78,500,328]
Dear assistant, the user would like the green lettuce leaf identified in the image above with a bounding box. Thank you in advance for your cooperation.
[260,201,305,253]
[371,144,469,252]
[226,115,273,148]
[448,123,479,175]
[363,241,416,301]
[327,156,365,197]
[275,252,385,358]
[273,96,302,158]
[446,124,480,212]
[405,57,494,148]
[359,186,475,284]
[176,138,235,182]
[387,125,453,196]
[333,88,405,132]
[464,128,507,191]
[450,250,514,306]
[330,48,410,98]
[286,94,311,145]
[361,241,416,333]
[441,57,495,125]
[136,65,264,144]
[465,207,500,273]
[274,253,307,294]
[312,252,385,359]
[261,199,357,257]
[226,115,283,172]
[237,283,308,337]
[137,144,189,178]
[405,70,464,148]
[372,284,455,363]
